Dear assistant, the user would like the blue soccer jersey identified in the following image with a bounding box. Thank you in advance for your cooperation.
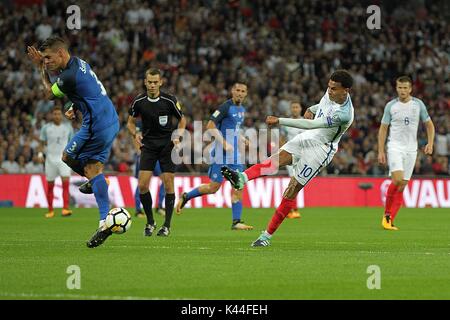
[50,56,119,165]
[51,56,118,132]
[209,99,245,165]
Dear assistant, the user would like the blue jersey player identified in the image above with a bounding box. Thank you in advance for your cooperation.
[176,82,253,230]
[27,37,119,248]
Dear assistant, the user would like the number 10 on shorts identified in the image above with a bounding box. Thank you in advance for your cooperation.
[299,164,313,178]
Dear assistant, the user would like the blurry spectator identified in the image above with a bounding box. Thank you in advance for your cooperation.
[2,150,20,174]
[17,155,27,173]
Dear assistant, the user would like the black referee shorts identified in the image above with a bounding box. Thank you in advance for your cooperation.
[139,139,176,173]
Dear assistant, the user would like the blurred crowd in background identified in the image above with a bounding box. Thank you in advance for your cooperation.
[0,0,449,176]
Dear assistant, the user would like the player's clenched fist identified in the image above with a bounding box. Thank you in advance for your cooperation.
[266,116,279,126]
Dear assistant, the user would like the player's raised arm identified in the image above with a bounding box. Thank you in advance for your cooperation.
[27,46,53,100]
[267,113,346,130]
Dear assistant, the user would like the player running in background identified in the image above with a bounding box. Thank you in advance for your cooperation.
[222,70,354,246]
[127,68,186,237]
[39,106,74,218]
[378,76,435,230]
[176,82,253,231]
[27,36,120,248]
[280,101,304,219]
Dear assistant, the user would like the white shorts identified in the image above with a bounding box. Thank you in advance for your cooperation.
[281,136,336,186]
[45,159,72,181]
[387,149,417,180]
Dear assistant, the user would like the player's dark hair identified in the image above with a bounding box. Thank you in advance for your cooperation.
[330,70,353,89]
[40,36,68,51]
[145,68,162,78]
[396,75,412,85]
[233,81,248,87]
[52,105,63,112]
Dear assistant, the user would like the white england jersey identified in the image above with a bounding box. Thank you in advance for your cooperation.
[283,119,305,141]
[381,97,430,152]
[40,122,74,160]
[301,91,354,149]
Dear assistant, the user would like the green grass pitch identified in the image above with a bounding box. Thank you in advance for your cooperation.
[0,207,449,300]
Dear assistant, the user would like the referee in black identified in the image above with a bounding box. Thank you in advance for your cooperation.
[127,68,186,237]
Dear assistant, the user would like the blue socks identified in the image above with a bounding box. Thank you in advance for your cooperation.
[186,187,202,201]
[91,174,110,221]
[232,201,242,221]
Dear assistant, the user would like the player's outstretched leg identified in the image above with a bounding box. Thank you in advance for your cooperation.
[175,192,188,214]
[176,181,221,214]
[222,154,286,191]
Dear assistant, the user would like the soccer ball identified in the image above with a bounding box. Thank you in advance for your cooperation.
[105,208,132,234]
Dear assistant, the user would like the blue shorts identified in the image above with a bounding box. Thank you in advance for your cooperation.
[208,163,245,183]
[65,122,119,166]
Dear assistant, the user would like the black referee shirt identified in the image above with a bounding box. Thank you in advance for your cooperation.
[129,91,183,143]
